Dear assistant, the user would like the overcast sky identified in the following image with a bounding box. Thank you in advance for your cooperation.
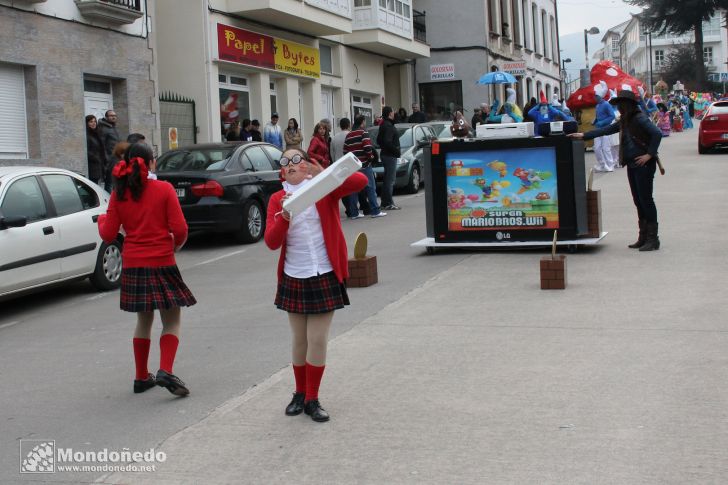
[557,0,642,36]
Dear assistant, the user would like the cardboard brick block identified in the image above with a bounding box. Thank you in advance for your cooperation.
[347,255,378,288]
[585,190,602,238]
[540,255,567,290]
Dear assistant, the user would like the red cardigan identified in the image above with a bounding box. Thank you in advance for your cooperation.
[98,180,188,268]
[307,135,331,167]
[264,172,368,283]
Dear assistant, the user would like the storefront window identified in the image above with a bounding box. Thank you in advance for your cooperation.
[219,72,251,139]
[418,81,463,121]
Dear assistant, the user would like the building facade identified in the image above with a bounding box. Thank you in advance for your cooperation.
[618,12,727,90]
[414,0,561,121]
[0,0,159,172]
[598,20,630,68]
[154,0,429,148]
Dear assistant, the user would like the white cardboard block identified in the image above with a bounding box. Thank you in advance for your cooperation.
[282,152,362,217]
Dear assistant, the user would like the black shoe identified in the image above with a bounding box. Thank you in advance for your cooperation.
[285,392,305,416]
[303,399,330,422]
[133,373,156,394]
[155,369,190,396]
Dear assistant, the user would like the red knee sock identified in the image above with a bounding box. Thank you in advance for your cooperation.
[305,362,326,402]
[159,334,179,374]
[133,338,151,380]
[293,364,306,394]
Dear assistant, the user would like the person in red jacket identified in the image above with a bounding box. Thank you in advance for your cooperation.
[307,123,331,168]
[98,143,196,397]
[265,148,367,422]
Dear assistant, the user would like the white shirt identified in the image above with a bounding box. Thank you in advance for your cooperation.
[282,180,333,278]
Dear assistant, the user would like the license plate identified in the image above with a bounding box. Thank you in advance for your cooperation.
[175,188,185,198]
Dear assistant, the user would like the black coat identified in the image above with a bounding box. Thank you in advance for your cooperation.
[407,111,427,123]
[377,119,400,157]
[97,118,120,162]
[86,128,107,182]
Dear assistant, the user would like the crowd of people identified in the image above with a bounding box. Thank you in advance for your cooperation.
[85,110,146,192]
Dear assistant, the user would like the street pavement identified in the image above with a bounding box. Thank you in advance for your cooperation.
[3,127,727,484]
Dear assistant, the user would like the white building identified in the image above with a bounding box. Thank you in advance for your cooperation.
[414,0,562,119]
[154,0,429,147]
[618,11,727,89]
[598,20,630,68]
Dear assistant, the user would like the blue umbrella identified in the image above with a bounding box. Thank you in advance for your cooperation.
[476,71,517,85]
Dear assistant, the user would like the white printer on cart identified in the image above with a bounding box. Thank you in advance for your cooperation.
[475,122,534,139]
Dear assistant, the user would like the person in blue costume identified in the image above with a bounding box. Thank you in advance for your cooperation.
[488,88,524,123]
[591,81,617,172]
[527,90,573,134]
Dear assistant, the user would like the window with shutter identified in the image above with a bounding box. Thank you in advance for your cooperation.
[0,64,29,159]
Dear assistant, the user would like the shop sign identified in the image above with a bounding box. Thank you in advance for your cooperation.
[168,127,178,150]
[430,64,455,81]
[217,23,320,78]
[502,61,526,76]
[274,39,320,78]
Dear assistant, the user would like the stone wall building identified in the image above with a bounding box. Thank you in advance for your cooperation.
[0,0,159,174]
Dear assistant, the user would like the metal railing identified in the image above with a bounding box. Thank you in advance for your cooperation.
[100,0,142,11]
[413,9,426,43]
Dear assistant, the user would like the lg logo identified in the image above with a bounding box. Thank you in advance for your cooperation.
[496,232,511,240]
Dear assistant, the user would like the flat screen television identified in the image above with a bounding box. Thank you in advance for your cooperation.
[424,137,588,242]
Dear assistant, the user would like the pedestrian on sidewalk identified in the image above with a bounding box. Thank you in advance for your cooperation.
[377,106,401,210]
[284,118,303,150]
[85,114,107,185]
[345,115,386,219]
[264,113,284,149]
[569,90,663,251]
[264,149,367,422]
[307,123,331,168]
[98,142,196,397]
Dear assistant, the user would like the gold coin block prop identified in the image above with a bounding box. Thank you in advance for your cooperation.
[348,232,378,288]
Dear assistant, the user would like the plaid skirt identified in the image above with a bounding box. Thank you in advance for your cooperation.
[275,271,349,314]
[120,266,196,313]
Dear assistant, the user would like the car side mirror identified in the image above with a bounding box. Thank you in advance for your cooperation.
[0,215,28,230]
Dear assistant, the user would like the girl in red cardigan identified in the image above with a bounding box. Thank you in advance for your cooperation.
[98,143,196,397]
[307,123,331,168]
[265,149,367,422]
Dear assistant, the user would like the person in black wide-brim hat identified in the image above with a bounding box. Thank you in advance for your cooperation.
[569,90,664,251]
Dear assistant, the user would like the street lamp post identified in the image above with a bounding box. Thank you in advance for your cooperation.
[584,26,600,70]
[561,58,572,98]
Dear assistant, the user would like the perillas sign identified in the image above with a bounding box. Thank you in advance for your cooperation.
[502,61,526,76]
[431,64,455,80]
[217,23,321,78]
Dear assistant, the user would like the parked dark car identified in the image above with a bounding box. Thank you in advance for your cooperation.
[155,142,283,243]
[366,123,436,194]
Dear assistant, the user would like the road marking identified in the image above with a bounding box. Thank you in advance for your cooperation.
[0,321,21,330]
[185,248,247,269]
[85,293,111,301]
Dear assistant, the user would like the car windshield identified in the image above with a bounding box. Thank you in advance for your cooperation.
[156,148,236,172]
[367,127,414,149]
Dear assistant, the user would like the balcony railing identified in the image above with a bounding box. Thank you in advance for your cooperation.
[413,9,426,43]
[75,0,143,24]
[101,0,141,9]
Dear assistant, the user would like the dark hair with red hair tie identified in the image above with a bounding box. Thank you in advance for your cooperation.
[114,142,154,201]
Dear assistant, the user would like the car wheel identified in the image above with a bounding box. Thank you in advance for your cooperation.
[233,199,264,244]
[89,240,122,291]
[405,163,421,194]
[698,142,708,154]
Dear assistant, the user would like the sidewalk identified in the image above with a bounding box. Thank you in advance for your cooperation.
[99,130,728,485]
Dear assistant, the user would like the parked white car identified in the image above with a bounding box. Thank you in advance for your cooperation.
[0,167,122,300]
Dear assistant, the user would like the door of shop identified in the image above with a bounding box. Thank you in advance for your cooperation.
[83,78,113,120]
[321,88,334,134]
[418,81,463,121]
[351,94,373,127]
